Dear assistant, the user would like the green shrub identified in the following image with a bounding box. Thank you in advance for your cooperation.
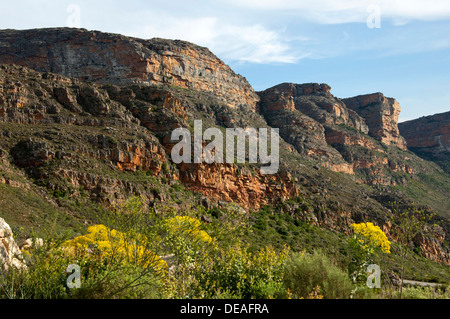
[171,183,183,192]
[193,244,290,299]
[398,286,432,299]
[0,227,168,299]
[283,250,353,299]
[392,286,450,299]
[0,237,74,299]
[161,162,169,174]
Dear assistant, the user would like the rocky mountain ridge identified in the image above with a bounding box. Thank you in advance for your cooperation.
[0,28,259,109]
[0,28,449,265]
[258,82,413,185]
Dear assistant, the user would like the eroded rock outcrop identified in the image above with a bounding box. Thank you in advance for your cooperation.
[413,225,450,265]
[0,28,259,109]
[258,83,369,132]
[179,163,299,210]
[343,93,407,150]
[257,83,416,185]
[0,64,298,210]
[258,83,356,173]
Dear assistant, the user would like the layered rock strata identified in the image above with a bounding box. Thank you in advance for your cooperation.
[0,28,259,109]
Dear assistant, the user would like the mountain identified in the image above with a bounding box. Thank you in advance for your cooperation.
[0,27,259,109]
[0,28,449,267]
[399,111,450,174]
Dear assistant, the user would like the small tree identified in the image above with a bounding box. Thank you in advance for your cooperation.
[390,202,434,298]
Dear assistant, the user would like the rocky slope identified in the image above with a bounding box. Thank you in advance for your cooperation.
[0,64,298,211]
[399,111,450,153]
[0,28,449,265]
[258,83,414,185]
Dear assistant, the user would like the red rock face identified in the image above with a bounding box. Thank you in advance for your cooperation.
[0,28,259,110]
[343,93,407,150]
[258,83,335,112]
[258,83,370,134]
[257,83,357,167]
[178,163,299,210]
[0,64,299,211]
[399,111,450,154]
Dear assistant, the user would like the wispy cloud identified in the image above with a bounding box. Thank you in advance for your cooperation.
[127,14,305,64]
[2,0,450,65]
[224,0,450,25]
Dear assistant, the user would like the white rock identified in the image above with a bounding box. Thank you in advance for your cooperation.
[0,217,27,271]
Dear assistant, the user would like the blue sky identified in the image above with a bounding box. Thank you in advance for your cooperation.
[1,0,449,121]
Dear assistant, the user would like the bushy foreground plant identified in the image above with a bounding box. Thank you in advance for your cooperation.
[189,244,290,299]
[163,215,213,264]
[283,250,353,299]
[389,285,450,299]
[0,224,169,299]
[63,224,168,298]
[389,203,436,298]
[64,224,167,270]
[0,196,223,299]
[0,238,73,299]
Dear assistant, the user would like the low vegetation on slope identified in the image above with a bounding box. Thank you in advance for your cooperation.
[1,191,449,299]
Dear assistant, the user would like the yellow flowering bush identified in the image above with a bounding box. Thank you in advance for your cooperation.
[165,216,212,244]
[351,222,391,254]
[348,222,391,284]
[162,216,213,265]
[64,224,167,272]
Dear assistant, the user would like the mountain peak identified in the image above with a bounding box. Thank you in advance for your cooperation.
[0,27,260,109]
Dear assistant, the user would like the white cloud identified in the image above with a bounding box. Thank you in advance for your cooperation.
[207,24,306,63]
[0,1,310,64]
[126,14,304,64]
[224,0,450,24]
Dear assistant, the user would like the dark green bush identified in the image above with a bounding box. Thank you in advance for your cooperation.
[283,250,353,299]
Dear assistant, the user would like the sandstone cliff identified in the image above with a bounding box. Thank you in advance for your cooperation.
[257,83,414,185]
[0,28,259,109]
[343,93,407,150]
[399,111,450,156]
[0,64,297,210]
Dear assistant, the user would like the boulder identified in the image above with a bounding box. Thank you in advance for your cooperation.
[0,217,26,271]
